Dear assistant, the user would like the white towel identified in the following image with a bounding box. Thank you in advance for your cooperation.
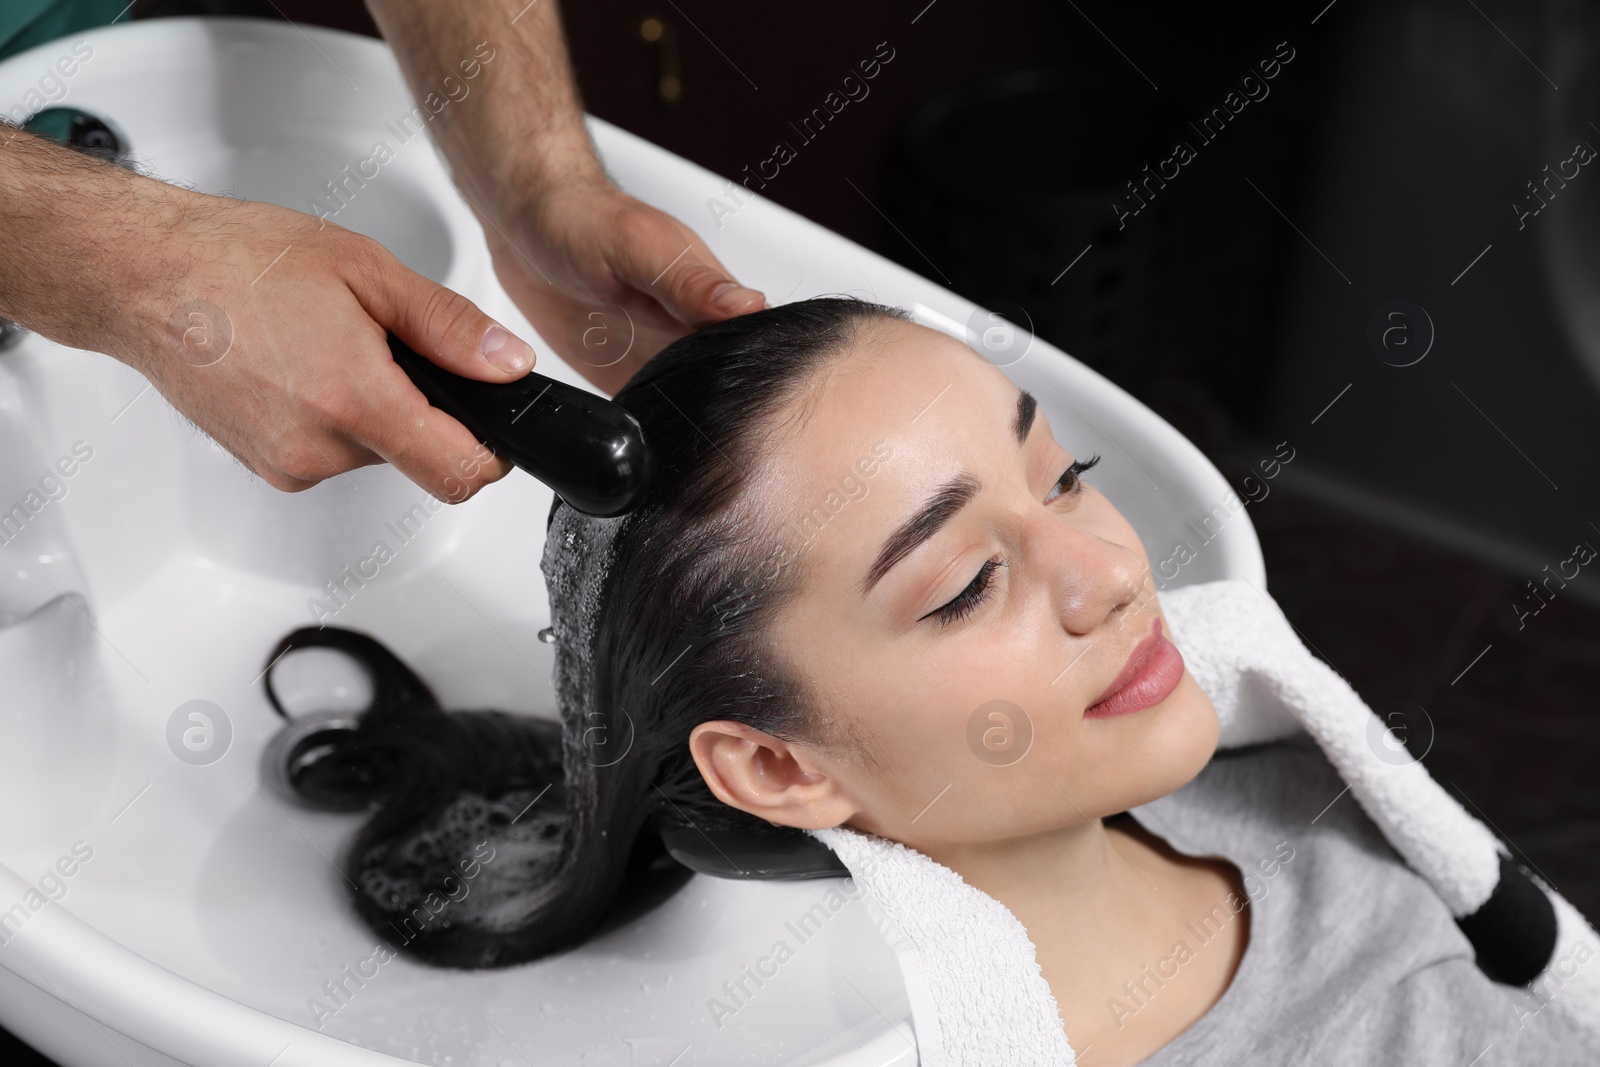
[809,577,1600,1063]
[814,823,1077,1065]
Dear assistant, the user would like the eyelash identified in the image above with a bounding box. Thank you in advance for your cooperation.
[923,454,1102,627]
[1046,453,1100,504]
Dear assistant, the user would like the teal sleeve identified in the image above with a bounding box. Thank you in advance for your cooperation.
[0,0,131,62]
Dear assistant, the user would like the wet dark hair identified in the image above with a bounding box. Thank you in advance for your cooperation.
[268,297,907,967]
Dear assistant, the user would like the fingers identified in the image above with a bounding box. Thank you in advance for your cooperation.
[253,342,513,503]
[348,239,539,383]
[611,205,765,329]
[354,357,516,504]
[336,242,521,501]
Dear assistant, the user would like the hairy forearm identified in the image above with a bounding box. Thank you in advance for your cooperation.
[364,0,606,231]
[0,129,201,360]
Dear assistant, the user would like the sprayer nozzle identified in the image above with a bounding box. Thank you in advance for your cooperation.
[388,334,653,517]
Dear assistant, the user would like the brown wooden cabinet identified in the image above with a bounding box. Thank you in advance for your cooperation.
[558,0,1069,249]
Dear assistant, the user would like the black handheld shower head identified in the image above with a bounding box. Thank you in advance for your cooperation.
[388,334,654,517]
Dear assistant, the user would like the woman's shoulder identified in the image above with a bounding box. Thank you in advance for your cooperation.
[1131,739,1595,1066]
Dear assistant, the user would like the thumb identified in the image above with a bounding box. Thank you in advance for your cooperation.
[614,212,765,329]
[354,253,537,382]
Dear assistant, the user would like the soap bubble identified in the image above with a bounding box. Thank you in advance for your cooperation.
[541,501,628,772]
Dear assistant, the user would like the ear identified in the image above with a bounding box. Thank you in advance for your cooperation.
[688,720,859,830]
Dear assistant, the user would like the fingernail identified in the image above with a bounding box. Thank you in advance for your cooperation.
[481,324,532,372]
[709,283,765,316]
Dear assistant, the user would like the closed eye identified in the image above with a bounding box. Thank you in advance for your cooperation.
[919,454,1101,627]
[921,556,1005,626]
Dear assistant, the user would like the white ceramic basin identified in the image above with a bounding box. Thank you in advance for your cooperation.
[0,17,1264,1067]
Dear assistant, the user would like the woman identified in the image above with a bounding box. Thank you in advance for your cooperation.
[272,297,1591,1064]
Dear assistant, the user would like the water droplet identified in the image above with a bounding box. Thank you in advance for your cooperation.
[537,626,556,644]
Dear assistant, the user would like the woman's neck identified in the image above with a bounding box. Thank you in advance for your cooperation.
[921,815,1165,961]
[923,815,1128,907]
[921,814,1248,1065]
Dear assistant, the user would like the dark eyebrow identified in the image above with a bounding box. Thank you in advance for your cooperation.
[859,389,1039,597]
[1014,389,1037,445]
[860,472,981,596]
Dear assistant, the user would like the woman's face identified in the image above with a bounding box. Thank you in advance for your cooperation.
[721,315,1219,854]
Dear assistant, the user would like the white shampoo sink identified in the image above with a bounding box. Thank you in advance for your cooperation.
[0,18,1264,1067]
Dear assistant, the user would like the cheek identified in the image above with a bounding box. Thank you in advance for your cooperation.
[807,643,1019,831]
[1002,672,1215,831]
[843,707,1040,844]
[852,716,972,807]
[885,626,1213,847]
[1087,490,1151,566]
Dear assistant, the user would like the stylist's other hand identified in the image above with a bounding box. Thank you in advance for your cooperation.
[73,185,534,502]
[484,177,764,395]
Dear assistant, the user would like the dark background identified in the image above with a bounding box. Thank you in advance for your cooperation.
[7,0,1598,1063]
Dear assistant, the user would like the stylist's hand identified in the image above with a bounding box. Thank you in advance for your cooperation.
[483,176,765,396]
[0,125,542,504]
[3,131,532,501]
[130,197,535,501]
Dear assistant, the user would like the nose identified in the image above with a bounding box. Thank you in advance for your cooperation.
[1034,512,1148,637]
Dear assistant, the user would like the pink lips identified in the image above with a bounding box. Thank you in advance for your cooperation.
[1083,618,1185,719]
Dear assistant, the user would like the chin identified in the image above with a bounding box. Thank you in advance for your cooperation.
[1113,673,1221,809]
